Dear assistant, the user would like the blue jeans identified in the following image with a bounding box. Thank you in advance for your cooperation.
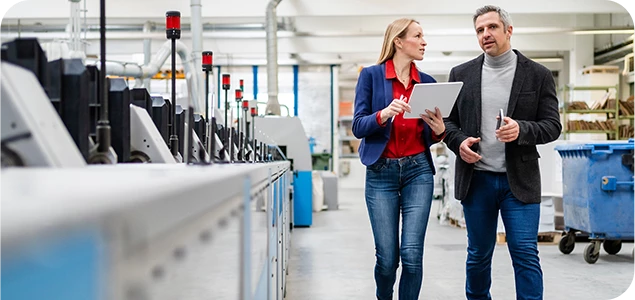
[462,170,543,300]
[365,152,434,300]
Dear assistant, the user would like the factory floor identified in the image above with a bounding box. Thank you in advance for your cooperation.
[285,188,634,300]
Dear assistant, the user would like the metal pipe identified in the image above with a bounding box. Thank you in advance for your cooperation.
[95,40,202,113]
[1,23,273,33]
[82,0,87,43]
[265,0,282,116]
[256,101,290,116]
[190,0,204,117]
[252,65,259,99]
[69,0,81,52]
[293,64,298,116]
[142,21,153,90]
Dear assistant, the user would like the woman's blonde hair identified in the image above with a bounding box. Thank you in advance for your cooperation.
[377,18,419,65]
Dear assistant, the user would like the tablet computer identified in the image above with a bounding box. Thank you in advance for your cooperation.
[403,82,463,119]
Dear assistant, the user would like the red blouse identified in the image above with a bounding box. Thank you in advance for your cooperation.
[375,59,445,158]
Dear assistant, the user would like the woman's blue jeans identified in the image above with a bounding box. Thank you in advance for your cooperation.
[365,152,434,300]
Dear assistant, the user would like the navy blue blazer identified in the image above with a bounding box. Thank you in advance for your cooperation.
[352,63,439,174]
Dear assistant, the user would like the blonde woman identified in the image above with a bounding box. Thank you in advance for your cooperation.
[352,18,445,299]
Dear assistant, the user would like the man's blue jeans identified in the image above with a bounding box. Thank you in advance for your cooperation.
[462,170,543,300]
[365,152,434,300]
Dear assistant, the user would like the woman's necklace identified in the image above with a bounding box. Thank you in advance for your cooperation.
[397,72,409,84]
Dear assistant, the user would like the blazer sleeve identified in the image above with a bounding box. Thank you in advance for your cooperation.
[443,68,470,155]
[352,68,384,139]
[516,70,562,145]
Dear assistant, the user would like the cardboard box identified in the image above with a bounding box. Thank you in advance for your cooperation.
[350,139,361,153]
[339,101,353,116]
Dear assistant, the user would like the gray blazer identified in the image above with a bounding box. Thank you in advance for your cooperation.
[444,50,562,204]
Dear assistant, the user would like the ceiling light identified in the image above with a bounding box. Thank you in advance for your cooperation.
[572,28,634,35]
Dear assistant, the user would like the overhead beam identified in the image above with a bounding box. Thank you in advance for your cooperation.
[3,0,629,20]
[0,34,572,57]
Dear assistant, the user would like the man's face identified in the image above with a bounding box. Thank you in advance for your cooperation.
[474,11,512,56]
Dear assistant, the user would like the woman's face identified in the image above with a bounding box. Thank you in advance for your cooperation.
[396,22,427,61]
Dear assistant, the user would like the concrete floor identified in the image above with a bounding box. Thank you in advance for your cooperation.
[286,188,634,300]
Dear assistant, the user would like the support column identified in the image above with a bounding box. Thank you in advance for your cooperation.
[330,65,340,174]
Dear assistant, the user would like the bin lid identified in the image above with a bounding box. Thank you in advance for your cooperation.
[555,139,633,153]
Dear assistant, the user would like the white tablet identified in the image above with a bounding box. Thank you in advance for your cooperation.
[403,82,463,119]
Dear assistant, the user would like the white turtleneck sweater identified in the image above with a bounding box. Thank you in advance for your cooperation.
[475,48,517,172]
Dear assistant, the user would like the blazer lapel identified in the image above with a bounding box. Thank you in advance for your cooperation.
[472,55,484,135]
[383,67,393,108]
[507,50,527,117]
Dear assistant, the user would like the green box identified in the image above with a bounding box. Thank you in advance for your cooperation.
[311,153,331,171]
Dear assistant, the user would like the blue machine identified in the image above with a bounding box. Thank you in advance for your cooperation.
[256,117,313,226]
[555,139,634,264]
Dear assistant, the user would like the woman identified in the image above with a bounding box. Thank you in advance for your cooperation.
[352,18,445,300]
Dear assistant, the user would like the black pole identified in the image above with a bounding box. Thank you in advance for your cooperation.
[96,0,111,153]
[205,70,212,162]
[224,89,229,138]
[169,38,179,157]
[236,100,241,144]
[236,95,241,139]
[202,51,213,162]
[235,90,242,160]
[187,108,194,164]
[230,128,236,162]
[166,11,181,159]
[205,71,210,124]
[99,0,107,123]
[210,117,217,162]
[252,122,256,162]
[224,89,229,162]
[242,103,248,161]
[171,38,175,138]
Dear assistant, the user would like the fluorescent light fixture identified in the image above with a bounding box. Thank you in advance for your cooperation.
[532,57,564,63]
[572,29,634,35]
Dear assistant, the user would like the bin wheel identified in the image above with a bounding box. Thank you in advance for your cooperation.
[584,243,600,264]
[558,233,575,254]
[603,240,622,255]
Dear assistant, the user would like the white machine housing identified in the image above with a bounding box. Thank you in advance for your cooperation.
[130,105,176,163]
[0,61,86,168]
[255,116,312,171]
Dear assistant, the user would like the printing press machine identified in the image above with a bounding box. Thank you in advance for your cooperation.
[1,33,313,300]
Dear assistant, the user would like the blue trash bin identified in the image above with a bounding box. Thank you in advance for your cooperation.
[555,139,634,264]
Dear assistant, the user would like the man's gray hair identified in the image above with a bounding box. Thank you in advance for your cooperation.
[473,5,513,29]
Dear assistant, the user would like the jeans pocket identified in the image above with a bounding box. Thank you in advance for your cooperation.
[412,154,428,167]
[368,160,387,172]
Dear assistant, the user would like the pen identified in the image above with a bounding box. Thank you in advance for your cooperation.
[391,94,405,122]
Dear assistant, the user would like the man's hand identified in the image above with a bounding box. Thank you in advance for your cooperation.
[380,96,411,124]
[460,137,482,164]
[496,117,519,142]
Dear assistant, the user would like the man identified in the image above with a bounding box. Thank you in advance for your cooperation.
[443,5,562,300]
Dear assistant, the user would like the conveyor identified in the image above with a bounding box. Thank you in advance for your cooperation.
[2,162,292,300]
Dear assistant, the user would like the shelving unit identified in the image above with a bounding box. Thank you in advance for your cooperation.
[338,115,360,158]
[560,84,621,140]
[338,71,361,160]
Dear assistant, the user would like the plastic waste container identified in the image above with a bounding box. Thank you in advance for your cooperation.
[555,139,634,264]
[311,153,331,171]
